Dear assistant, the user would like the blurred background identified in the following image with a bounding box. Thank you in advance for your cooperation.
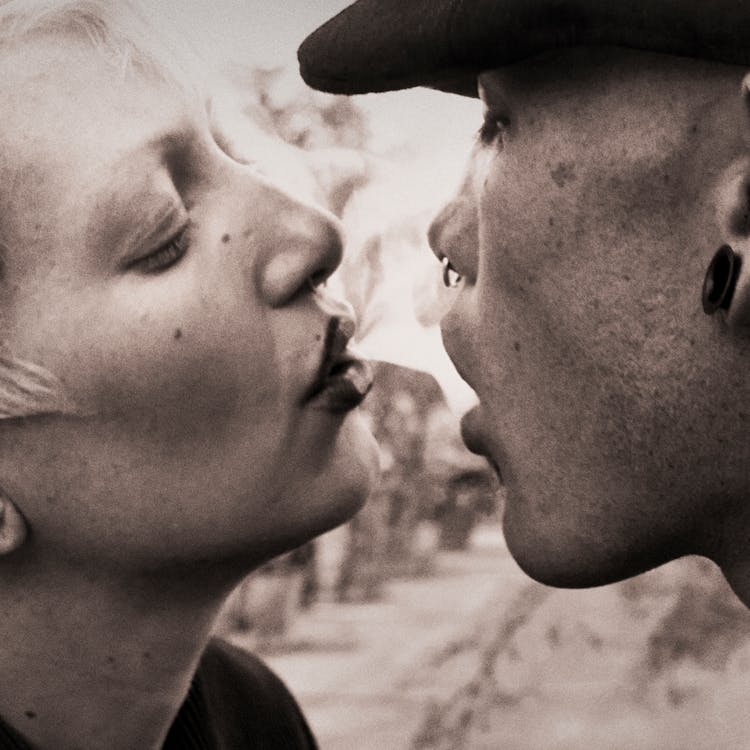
[150,3,750,748]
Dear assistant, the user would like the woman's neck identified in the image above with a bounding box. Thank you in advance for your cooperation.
[0,554,234,750]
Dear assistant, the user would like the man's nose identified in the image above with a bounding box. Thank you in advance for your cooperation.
[257,186,345,307]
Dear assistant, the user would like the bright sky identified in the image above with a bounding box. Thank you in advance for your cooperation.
[156,0,481,168]
[149,1,482,410]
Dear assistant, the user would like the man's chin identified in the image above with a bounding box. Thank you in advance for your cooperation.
[502,507,660,590]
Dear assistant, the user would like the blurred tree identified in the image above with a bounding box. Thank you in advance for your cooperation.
[227,64,370,151]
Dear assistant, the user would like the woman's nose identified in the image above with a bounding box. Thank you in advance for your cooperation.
[258,189,345,307]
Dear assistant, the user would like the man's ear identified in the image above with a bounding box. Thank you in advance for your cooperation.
[705,80,750,328]
[0,490,27,555]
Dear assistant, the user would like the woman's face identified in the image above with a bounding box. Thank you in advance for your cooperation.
[0,36,378,569]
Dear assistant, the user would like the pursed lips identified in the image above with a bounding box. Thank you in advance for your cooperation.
[303,316,373,411]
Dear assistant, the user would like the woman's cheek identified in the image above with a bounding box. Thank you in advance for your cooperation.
[70,303,277,427]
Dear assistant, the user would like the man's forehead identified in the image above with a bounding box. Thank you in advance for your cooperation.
[476,46,706,100]
[298,0,750,97]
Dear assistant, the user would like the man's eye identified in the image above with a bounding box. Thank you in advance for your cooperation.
[441,256,463,288]
[478,114,508,147]
[134,227,190,273]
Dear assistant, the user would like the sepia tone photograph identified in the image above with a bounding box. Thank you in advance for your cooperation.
[0,1,749,748]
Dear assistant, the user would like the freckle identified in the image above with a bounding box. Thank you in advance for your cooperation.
[45,495,57,505]
[548,217,555,227]
[315,334,322,342]
[142,651,152,661]
[514,341,521,352]
[221,233,231,244]
[24,711,36,719]
[173,328,182,340]
[106,655,115,665]
[550,161,575,188]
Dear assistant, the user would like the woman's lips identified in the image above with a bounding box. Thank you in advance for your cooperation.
[307,355,374,412]
[304,317,374,413]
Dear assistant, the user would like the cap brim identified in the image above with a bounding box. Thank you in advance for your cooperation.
[299,0,750,96]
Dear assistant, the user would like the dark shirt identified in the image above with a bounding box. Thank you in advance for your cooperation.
[0,638,318,750]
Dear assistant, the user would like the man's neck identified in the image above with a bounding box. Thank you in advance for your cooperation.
[0,554,233,750]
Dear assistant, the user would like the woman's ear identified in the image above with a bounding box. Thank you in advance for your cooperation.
[0,490,27,555]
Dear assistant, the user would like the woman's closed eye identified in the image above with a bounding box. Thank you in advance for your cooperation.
[131,224,191,274]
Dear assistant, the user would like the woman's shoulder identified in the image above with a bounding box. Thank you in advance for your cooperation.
[164,637,318,750]
[199,637,296,701]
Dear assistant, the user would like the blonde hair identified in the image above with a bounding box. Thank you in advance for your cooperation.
[0,0,201,419]
[0,0,204,86]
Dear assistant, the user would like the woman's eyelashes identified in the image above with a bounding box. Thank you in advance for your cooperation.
[132,224,191,273]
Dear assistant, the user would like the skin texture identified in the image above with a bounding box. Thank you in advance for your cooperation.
[429,47,750,600]
[0,35,378,750]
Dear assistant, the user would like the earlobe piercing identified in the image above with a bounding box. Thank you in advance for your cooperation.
[0,491,27,555]
[702,244,741,315]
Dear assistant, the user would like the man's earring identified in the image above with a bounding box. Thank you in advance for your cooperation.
[702,244,741,315]
[0,490,27,555]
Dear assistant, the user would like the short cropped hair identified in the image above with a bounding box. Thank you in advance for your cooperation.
[0,0,201,419]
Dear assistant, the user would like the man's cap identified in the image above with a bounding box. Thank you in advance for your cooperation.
[298,0,750,96]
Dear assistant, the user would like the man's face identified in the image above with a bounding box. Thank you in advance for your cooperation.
[429,48,750,587]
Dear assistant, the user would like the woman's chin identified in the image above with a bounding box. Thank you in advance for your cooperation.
[318,411,380,524]
[281,409,380,540]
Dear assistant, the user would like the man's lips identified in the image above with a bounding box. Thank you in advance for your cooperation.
[304,317,374,413]
[460,405,488,455]
[461,405,503,480]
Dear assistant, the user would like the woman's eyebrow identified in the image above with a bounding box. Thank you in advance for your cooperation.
[83,123,200,257]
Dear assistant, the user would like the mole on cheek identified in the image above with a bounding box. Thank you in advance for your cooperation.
[221,233,231,244]
[173,328,183,340]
